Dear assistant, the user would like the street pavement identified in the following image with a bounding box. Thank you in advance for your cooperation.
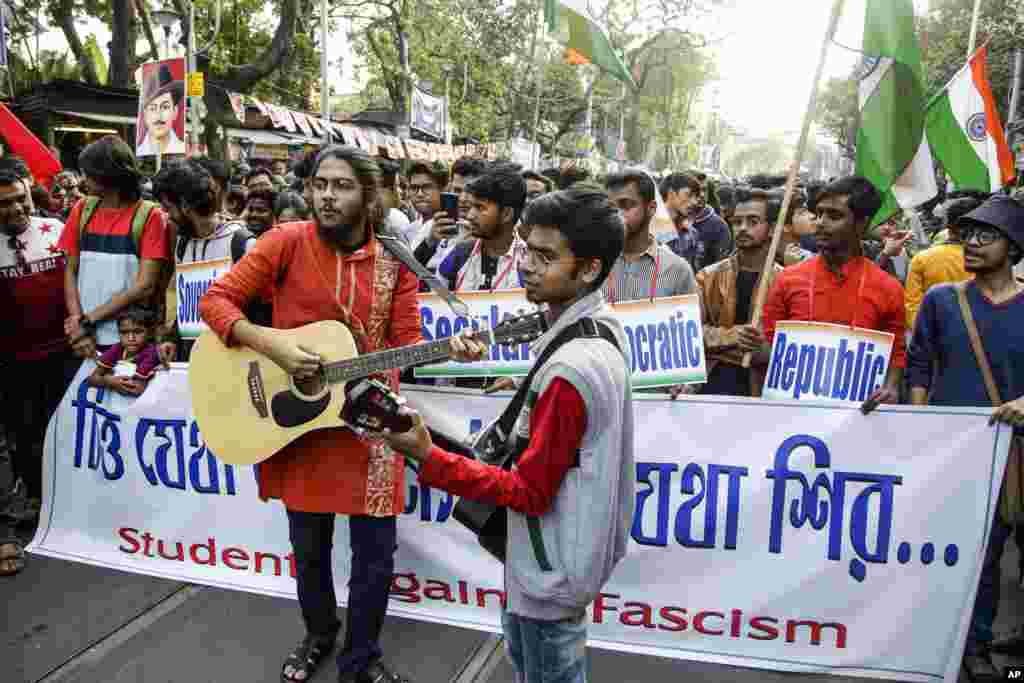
[4,448,1024,682]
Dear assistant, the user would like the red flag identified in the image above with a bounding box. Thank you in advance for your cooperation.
[0,102,62,187]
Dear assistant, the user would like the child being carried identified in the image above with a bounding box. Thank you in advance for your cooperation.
[87,305,161,397]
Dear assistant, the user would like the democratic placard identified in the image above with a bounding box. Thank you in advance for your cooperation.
[762,321,895,403]
[29,366,1007,683]
[415,290,706,387]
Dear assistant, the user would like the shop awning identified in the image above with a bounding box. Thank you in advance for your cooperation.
[53,110,137,126]
[224,128,294,146]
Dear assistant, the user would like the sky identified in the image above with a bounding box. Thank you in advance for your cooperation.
[714,0,930,138]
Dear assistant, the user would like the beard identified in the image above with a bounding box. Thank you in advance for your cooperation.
[315,201,368,244]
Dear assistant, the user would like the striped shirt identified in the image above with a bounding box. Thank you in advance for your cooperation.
[603,239,696,303]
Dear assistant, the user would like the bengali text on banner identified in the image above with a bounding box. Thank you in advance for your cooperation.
[28,364,1006,682]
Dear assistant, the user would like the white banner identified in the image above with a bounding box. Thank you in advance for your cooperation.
[763,321,895,403]
[416,291,707,387]
[30,364,1008,682]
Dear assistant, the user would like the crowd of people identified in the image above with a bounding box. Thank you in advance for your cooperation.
[2,132,1024,682]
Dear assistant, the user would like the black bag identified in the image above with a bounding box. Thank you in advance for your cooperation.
[449,317,620,562]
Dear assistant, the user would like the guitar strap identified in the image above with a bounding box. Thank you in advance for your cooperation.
[474,317,621,465]
[453,316,621,563]
[375,227,470,317]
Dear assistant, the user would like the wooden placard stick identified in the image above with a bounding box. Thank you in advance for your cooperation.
[742,0,846,369]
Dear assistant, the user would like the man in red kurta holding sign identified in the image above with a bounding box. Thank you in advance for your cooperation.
[758,176,907,413]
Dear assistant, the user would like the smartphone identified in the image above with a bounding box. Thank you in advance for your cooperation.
[440,192,459,221]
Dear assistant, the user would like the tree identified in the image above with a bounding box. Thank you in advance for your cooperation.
[20,0,301,94]
[919,0,1024,123]
[817,76,858,160]
[722,136,790,178]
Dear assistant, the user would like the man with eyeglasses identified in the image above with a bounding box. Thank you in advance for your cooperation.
[695,187,783,397]
[905,195,1024,681]
[381,186,634,683]
[408,161,456,279]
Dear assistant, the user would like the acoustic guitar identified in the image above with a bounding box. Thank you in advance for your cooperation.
[187,313,547,466]
[342,377,510,562]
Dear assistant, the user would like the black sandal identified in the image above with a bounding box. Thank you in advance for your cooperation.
[281,633,336,682]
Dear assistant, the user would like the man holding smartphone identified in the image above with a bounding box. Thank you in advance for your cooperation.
[412,158,487,279]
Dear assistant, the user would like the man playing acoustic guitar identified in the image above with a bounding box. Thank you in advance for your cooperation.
[381,186,636,683]
[199,146,480,683]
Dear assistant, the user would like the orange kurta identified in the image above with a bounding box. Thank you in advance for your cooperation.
[199,222,422,516]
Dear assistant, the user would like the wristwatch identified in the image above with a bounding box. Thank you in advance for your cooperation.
[80,315,97,334]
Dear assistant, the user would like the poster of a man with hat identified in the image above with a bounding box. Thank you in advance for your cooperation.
[137,59,186,157]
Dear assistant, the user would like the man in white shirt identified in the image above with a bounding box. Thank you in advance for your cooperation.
[437,162,526,292]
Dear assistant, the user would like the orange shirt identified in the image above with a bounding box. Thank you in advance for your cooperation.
[762,255,907,368]
[199,222,422,516]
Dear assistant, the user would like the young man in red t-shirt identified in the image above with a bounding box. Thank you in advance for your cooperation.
[58,136,169,359]
[0,169,80,533]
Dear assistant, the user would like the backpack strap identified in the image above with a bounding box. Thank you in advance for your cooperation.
[78,196,101,242]
[956,281,1002,406]
[130,200,159,256]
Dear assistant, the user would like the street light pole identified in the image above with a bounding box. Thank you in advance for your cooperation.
[320,0,330,140]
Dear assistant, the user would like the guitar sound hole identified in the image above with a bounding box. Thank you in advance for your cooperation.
[293,369,326,398]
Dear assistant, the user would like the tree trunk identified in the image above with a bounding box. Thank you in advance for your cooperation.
[133,0,162,62]
[51,0,102,85]
[184,0,300,93]
[108,0,135,88]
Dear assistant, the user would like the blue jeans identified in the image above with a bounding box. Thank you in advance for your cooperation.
[502,610,588,683]
[966,516,1011,654]
[285,510,397,676]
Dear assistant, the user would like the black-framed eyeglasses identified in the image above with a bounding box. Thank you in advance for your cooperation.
[408,184,436,195]
[961,224,1003,247]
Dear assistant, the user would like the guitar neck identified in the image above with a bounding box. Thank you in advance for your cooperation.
[322,328,496,385]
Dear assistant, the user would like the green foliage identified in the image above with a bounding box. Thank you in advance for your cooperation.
[919,0,1024,122]
[817,76,858,160]
[722,136,790,177]
[84,35,108,85]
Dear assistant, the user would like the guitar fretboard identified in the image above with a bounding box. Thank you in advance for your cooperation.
[323,336,482,384]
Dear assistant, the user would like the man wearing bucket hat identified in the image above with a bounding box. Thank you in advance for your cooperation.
[137,63,185,157]
[906,194,1024,681]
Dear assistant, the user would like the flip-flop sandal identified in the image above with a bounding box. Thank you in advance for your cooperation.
[281,633,336,682]
[0,539,25,576]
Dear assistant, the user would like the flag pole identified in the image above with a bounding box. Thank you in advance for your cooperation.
[742,0,845,369]
[967,0,983,58]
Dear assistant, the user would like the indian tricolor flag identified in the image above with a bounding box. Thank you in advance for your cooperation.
[925,46,1015,192]
[544,0,635,88]
[855,0,937,225]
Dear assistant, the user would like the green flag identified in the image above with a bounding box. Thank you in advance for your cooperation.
[855,0,936,224]
[544,0,636,88]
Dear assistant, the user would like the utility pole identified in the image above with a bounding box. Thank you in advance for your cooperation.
[1007,49,1022,148]
[320,0,330,139]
